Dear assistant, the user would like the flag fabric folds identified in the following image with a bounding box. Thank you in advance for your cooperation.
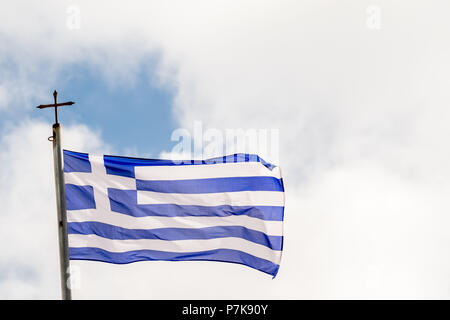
[63,150,285,277]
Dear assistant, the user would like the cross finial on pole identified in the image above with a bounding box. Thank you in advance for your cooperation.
[36,90,75,124]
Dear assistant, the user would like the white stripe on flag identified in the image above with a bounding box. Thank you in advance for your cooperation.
[64,171,136,190]
[137,190,284,207]
[67,209,283,236]
[69,234,282,264]
[135,162,281,181]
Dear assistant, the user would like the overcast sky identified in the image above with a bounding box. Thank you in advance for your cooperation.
[1,1,450,299]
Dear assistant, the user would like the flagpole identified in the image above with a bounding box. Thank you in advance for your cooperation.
[52,122,72,300]
[37,91,74,300]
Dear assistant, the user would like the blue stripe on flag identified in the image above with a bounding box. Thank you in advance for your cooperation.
[108,189,284,221]
[68,221,283,250]
[64,150,91,173]
[65,184,96,210]
[102,152,276,178]
[69,247,280,276]
[136,176,284,193]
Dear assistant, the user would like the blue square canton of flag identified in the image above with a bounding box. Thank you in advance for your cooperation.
[63,150,285,277]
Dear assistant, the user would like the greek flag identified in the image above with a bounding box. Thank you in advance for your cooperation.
[64,150,285,277]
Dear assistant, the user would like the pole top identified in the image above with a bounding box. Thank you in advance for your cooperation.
[36,90,75,124]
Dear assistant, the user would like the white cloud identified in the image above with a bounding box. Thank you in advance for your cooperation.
[285,163,450,299]
[0,1,450,298]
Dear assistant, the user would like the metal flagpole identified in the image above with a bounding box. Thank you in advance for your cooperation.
[37,91,75,300]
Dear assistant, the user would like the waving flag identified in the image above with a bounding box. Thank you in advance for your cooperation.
[63,150,285,277]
